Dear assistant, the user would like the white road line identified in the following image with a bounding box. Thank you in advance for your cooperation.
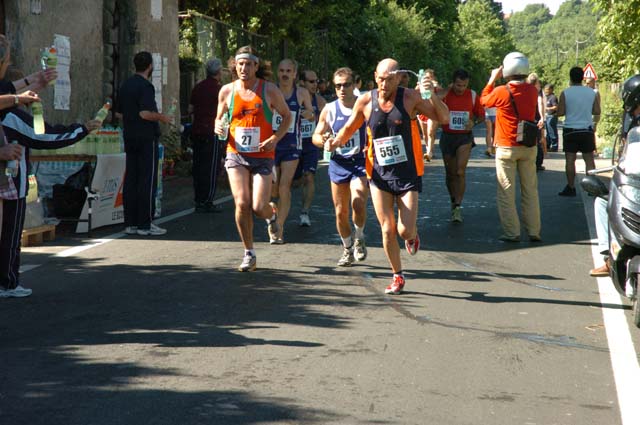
[53,195,233,259]
[19,264,42,273]
[582,192,640,425]
[22,195,234,268]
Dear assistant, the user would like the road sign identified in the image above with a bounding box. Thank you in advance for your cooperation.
[583,63,598,80]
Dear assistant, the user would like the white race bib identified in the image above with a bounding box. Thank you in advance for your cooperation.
[272,110,296,133]
[234,127,261,153]
[300,119,315,138]
[373,135,407,166]
[336,134,360,157]
[449,111,469,131]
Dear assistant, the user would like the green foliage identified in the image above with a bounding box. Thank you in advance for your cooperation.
[507,1,598,88]
[597,83,624,150]
[592,0,640,81]
[456,0,515,89]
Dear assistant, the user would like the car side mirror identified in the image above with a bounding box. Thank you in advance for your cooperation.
[580,175,609,197]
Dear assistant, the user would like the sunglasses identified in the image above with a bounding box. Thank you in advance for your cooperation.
[334,82,353,90]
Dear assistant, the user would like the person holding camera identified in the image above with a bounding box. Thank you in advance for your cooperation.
[480,52,541,243]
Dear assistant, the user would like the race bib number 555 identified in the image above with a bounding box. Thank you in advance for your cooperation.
[373,135,407,166]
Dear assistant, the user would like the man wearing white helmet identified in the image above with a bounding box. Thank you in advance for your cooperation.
[480,52,541,242]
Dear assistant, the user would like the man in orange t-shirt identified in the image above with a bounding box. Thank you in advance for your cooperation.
[439,68,485,223]
[481,52,541,242]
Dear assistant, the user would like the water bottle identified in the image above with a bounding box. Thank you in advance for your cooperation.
[166,98,177,125]
[4,141,19,177]
[219,113,230,141]
[32,102,45,135]
[418,69,431,100]
[95,101,111,123]
[41,46,58,86]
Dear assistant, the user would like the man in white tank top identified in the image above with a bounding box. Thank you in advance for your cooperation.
[557,66,601,197]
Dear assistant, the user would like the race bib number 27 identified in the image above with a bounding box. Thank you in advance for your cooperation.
[234,127,261,153]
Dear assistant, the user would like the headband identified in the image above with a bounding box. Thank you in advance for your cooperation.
[235,53,259,63]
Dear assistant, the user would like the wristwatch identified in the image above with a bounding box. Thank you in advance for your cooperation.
[13,95,19,105]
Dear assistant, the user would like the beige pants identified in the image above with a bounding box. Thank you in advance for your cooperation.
[495,146,541,238]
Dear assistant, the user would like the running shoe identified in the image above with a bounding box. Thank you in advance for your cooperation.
[0,285,32,298]
[405,234,420,256]
[354,238,367,262]
[451,206,463,223]
[299,212,311,227]
[385,275,405,295]
[270,237,284,245]
[267,202,280,240]
[337,247,355,267]
[137,223,167,236]
[124,226,138,235]
[238,254,257,272]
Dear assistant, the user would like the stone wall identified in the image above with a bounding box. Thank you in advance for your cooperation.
[3,0,179,125]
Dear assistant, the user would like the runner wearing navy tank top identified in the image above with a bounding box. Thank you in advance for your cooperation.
[331,58,449,295]
[295,69,326,227]
[313,67,368,267]
[271,59,314,244]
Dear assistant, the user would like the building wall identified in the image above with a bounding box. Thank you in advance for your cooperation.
[3,0,179,125]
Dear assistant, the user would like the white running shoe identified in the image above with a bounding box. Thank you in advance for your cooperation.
[337,247,355,267]
[137,223,167,236]
[354,239,367,262]
[238,254,257,272]
[299,212,311,227]
[0,285,33,298]
[124,226,138,235]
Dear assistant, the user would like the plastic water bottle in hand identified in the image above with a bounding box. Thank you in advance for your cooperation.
[95,101,111,123]
[32,102,45,135]
[219,113,230,141]
[41,46,58,86]
[166,98,177,125]
[4,141,19,177]
[418,69,431,100]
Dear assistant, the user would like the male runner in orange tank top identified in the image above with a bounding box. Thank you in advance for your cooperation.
[215,46,292,272]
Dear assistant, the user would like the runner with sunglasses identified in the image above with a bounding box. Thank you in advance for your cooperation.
[294,69,326,227]
[313,67,369,267]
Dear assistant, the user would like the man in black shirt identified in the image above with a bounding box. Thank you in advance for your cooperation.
[116,51,172,236]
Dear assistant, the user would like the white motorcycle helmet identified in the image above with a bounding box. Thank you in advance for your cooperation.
[502,52,529,78]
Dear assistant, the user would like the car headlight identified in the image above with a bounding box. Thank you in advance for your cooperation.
[619,185,640,205]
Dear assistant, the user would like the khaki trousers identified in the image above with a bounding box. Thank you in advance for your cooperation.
[495,146,541,238]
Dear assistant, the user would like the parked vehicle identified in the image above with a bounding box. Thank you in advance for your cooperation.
[582,126,640,327]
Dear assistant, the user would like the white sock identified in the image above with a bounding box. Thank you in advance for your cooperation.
[245,249,256,257]
[354,225,365,240]
[341,235,353,249]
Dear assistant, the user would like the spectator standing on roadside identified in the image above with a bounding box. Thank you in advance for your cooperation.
[544,84,558,152]
[557,67,601,197]
[116,51,172,236]
[189,58,224,213]
[481,52,541,242]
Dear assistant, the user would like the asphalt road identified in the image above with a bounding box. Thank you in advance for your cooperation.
[2,132,639,425]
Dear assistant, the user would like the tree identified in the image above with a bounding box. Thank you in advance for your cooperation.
[592,0,640,81]
[456,0,514,89]
[506,4,552,57]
